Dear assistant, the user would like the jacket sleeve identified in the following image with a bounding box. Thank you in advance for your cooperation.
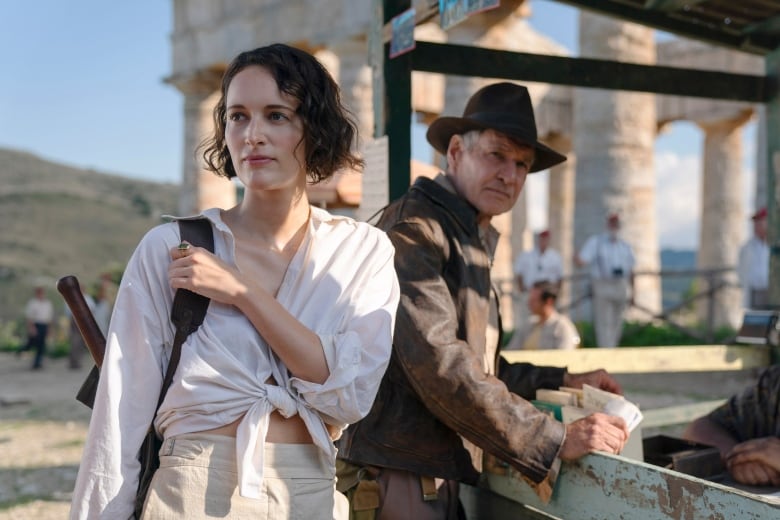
[498,358,567,398]
[388,217,566,484]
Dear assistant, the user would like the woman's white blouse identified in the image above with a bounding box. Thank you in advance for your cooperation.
[70,207,399,519]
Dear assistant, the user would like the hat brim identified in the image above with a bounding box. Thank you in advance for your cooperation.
[426,116,567,173]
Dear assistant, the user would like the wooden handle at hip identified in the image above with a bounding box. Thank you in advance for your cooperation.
[57,275,106,368]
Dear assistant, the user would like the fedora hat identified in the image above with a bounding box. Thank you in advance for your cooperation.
[426,82,566,173]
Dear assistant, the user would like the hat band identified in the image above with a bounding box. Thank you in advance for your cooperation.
[466,111,538,140]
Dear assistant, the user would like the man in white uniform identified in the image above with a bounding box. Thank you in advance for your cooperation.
[575,213,635,348]
[513,230,563,330]
[513,230,564,292]
[738,207,769,309]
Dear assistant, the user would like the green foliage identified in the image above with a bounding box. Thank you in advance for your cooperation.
[0,319,23,349]
[575,320,736,348]
[131,193,152,216]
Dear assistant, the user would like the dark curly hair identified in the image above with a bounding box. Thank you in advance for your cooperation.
[199,43,363,183]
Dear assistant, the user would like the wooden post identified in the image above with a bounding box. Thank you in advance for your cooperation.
[765,50,780,308]
[381,0,412,202]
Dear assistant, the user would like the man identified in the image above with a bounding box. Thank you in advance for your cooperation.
[338,83,628,519]
[738,207,769,309]
[683,365,780,487]
[506,280,579,351]
[574,213,635,348]
[512,230,563,333]
[20,285,54,370]
[513,229,563,293]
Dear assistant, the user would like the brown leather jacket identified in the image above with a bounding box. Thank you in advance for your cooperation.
[339,177,567,485]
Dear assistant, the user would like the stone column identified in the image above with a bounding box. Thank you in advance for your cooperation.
[574,12,660,325]
[173,71,236,215]
[696,115,750,330]
[545,134,575,308]
[326,38,373,148]
[756,105,768,208]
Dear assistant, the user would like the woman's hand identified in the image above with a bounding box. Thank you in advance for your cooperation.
[168,242,248,305]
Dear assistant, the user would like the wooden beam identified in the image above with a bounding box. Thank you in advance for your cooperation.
[643,0,707,11]
[411,41,773,103]
[501,345,771,373]
[743,14,780,38]
[486,452,780,519]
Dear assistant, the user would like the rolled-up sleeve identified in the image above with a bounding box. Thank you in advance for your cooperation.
[291,233,399,426]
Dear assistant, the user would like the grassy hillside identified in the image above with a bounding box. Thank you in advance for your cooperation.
[0,147,180,324]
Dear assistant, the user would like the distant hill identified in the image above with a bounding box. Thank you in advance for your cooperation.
[660,248,697,310]
[0,147,180,323]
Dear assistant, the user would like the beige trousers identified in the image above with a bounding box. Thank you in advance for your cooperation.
[140,433,347,520]
[591,278,630,348]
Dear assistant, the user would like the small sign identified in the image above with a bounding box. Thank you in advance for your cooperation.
[390,8,416,59]
[468,0,500,16]
[440,0,500,30]
[439,0,468,30]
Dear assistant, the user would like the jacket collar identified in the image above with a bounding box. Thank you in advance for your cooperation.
[411,175,499,242]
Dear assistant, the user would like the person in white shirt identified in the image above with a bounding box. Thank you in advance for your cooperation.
[513,229,563,331]
[738,207,769,308]
[513,229,563,292]
[575,213,635,348]
[506,280,580,351]
[70,44,400,520]
[20,285,54,370]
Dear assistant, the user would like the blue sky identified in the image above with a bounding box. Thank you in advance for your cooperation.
[0,0,758,249]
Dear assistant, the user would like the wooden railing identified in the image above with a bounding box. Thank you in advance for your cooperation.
[497,266,743,343]
[482,344,780,519]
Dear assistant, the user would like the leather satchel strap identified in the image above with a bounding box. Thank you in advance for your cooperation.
[155,218,214,410]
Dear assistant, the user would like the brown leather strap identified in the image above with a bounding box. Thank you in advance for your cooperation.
[155,218,214,411]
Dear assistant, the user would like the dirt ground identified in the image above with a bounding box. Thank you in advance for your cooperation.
[0,350,762,519]
[0,353,91,519]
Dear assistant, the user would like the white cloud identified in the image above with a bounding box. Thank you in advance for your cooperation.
[525,171,548,232]
[655,151,702,250]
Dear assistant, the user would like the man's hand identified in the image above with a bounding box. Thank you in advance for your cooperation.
[725,437,780,487]
[559,413,629,461]
[563,369,623,395]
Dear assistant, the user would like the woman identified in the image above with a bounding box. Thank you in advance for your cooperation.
[70,43,399,519]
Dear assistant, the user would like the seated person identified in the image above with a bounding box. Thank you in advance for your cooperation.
[507,280,580,350]
[683,365,780,487]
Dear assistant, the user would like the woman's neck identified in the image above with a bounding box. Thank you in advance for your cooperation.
[224,191,311,252]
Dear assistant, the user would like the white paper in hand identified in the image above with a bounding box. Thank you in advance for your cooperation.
[603,398,643,432]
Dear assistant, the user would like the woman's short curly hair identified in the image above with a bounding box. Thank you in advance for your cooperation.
[199,43,363,183]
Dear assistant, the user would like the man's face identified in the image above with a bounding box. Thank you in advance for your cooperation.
[527,286,543,316]
[755,217,768,240]
[538,233,550,251]
[446,129,534,223]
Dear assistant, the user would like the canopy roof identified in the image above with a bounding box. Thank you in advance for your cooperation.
[557,0,780,55]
